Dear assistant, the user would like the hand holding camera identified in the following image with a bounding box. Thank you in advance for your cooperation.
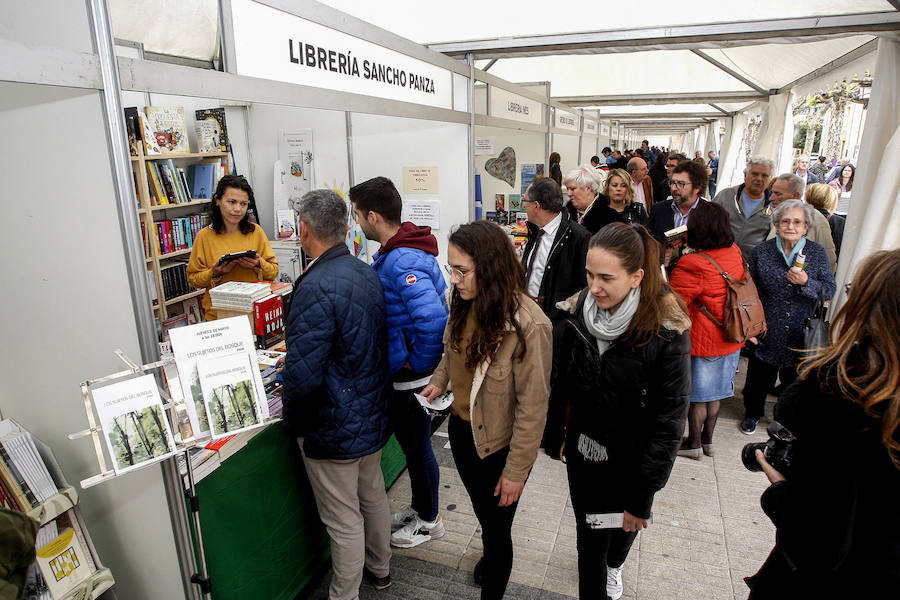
[741,421,796,481]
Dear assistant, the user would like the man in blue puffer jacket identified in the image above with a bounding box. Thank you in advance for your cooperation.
[283,189,394,598]
[350,177,449,550]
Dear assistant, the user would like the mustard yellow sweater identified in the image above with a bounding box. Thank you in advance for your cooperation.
[186,224,279,320]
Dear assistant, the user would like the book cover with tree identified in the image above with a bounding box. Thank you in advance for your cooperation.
[196,353,262,439]
[92,374,176,475]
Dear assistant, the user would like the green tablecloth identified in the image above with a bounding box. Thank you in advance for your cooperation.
[189,426,406,600]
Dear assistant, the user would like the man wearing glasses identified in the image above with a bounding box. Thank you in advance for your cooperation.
[521,178,591,323]
[654,153,687,206]
[647,160,709,266]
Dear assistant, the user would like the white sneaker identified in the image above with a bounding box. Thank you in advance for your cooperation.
[390,514,445,548]
[390,506,418,533]
[607,565,624,600]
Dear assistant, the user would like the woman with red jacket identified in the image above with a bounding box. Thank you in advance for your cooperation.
[670,201,745,458]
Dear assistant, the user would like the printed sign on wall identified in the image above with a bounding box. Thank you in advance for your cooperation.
[583,119,598,135]
[231,0,453,110]
[489,87,542,125]
[402,166,439,194]
[555,109,578,132]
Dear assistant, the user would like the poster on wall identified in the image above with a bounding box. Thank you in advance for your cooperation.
[275,129,314,241]
[475,137,496,155]
[495,194,506,211]
[401,199,440,230]
[484,146,517,188]
[520,164,545,196]
[402,166,439,194]
[508,194,522,212]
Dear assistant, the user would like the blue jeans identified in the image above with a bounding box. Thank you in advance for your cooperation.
[391,389,440,521]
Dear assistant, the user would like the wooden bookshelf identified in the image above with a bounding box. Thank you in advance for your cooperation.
[130,143,230,323]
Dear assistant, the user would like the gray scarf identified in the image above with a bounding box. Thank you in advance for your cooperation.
[576,286,642,462]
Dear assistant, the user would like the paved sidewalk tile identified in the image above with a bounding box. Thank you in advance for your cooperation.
[308,358,779,599]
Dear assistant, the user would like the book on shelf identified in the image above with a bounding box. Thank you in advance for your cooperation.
[35,525,93,598]
[161,313,189,342]
[168,317,269,438]
[124,107,143,157]
[146,269,159,307]
[195,119,221,154]
[159,261,192,300]
[0,433,56,507]
[145,106,190,153]
[195,108,229,151]
[182,296,203,324]
[91,374,177,476]
[139,111,162,155]
[190,163,216,199]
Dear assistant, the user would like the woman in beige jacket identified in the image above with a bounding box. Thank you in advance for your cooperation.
[421,221,552,600]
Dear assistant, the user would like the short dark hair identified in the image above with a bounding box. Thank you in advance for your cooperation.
[348,176,402,224]
[211,174,256,235]
[686,201,734,250]
[641,139,649,145]
[528,178,563,213]
[672,160,708,192]
[590,155,600,164]
[601,147,612,154]
[666,153,687,164]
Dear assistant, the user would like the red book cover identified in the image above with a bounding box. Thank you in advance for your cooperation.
[253,294,284,336]
[205,435,236,451]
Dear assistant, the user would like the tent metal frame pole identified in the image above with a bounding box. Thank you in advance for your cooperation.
[690,49,771,96]
[776,39,879,93]
[219,0,237,74]
[86,0,201,599]
[468,53,476,222]
[429,11,900,58]
[556,92,766,106]
[709,104,732,116]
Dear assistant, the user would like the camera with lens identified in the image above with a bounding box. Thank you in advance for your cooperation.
[741,421,796,475]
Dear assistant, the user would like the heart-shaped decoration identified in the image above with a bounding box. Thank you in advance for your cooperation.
[484,146,516,188]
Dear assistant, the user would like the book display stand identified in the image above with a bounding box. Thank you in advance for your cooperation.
[70,349,279,599]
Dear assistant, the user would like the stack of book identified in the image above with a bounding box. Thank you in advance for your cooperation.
[0,422,59,512]
[209,281,273,312]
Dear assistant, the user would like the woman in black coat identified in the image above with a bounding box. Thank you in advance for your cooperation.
[547,223,691,600]
[747,249,900,598]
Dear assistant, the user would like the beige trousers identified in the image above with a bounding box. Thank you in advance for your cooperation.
[300,445,392,600]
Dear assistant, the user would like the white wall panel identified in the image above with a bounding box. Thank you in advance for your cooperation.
[0,82,184,600]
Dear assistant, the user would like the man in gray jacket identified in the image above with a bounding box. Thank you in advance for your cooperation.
[712,157,775,260]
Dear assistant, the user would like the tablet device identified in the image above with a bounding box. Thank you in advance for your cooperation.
[218,250,256,263]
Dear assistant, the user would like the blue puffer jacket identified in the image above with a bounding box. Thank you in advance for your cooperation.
[372,223,448,376]
[282,244,392,459]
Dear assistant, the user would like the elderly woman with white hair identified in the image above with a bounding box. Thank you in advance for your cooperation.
[564,165,622,234]
[739,199,836,435]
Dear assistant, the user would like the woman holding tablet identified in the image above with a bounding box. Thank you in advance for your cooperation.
[187,174,278,320]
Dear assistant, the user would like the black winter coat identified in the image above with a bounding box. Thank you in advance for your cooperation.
[521,211,591,323]
[546,289,692,518]
[746,371,900,598]
[282,244,392,459]
[565,196,623,235]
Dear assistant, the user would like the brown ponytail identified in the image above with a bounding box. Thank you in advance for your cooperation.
[588,222,686,349]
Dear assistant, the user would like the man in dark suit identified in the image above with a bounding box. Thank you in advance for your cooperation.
[654,153,686,204]
[647,160,708,267]
[521,178,591,323]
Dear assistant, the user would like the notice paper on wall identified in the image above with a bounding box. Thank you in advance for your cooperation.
[402,166,439,194]
[274,129,314,239]
[475,137,496,155]
[401,199,440,230]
